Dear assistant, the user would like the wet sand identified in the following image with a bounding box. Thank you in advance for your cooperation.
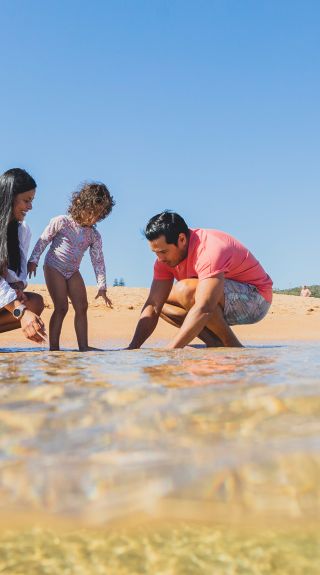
[2,285,320,349]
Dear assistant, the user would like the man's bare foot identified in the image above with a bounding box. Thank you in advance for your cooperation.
[78,346,102,352]
[199,327,224,347]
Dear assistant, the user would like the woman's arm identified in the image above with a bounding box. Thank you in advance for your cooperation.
[0,276,20,309]
[4,298,46,343]
[0,276,45,342]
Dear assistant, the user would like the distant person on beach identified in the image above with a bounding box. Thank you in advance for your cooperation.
[27,182,114,351]
[300,285,311,297]
[0,168,46,344]
[128,211,273,349]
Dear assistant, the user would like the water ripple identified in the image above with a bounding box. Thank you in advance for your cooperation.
[0,343,319,526]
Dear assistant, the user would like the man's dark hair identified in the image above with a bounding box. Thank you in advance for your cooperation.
[144,211,190,245]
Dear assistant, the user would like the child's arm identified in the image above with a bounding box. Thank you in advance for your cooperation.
[89,230,112,308]
[27,216,64,278]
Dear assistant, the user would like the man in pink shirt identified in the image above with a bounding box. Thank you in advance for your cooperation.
[128,211,273,349]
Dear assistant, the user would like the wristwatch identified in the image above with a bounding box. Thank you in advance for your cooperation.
[12,304,26,319]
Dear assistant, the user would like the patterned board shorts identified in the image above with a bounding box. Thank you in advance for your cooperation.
[224,279,271,326]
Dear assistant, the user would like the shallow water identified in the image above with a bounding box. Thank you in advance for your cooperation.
[0,342,319,572]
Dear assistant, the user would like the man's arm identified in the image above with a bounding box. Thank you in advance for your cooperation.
[167,275,240,348]
[128,279,173,349]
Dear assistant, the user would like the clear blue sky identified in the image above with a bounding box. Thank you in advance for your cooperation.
[1,0,319,289]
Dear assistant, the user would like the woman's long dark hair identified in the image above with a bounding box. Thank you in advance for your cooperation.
[0,168,36,276]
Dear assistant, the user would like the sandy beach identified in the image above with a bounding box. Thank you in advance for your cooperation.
[2,285,319,349]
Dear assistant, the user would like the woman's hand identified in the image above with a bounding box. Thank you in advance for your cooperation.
[15,289,28,304]
[20,310,47,343]
[9,282,28,304]
[27,261,37,278]
[9,281,24,291]
[95,288,113,308]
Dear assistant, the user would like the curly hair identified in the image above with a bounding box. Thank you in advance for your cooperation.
[68,182,115,225]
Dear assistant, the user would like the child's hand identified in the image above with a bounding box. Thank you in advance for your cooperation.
[95,289,113,308]
[27,261,37,278]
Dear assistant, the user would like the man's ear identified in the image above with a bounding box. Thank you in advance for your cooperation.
[178,233,187,247]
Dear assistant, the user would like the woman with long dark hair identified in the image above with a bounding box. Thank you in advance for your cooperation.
[0,168,46,343]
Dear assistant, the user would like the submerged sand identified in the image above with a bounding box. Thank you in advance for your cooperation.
[1,286,319,572]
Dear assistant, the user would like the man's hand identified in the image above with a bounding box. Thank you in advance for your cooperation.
[20,310,47,344]
[27,261,37,278]
[128,279,173,349]
[95,288,113,308]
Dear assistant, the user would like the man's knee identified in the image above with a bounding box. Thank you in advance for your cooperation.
[174,279,197,309]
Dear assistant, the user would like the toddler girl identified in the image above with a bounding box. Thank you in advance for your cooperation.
[27,182,114,351]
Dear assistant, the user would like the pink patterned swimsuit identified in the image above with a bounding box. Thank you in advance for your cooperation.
[29,215,107,289]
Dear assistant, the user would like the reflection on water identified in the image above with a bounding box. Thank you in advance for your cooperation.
[0,343,319,571]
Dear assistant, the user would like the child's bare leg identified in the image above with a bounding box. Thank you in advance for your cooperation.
[44,265,69,351]
[67,271,90,351]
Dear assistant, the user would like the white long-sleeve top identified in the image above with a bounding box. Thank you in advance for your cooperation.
[0,221,31,309]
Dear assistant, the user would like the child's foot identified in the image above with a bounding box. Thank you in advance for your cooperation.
[50,347,60,351]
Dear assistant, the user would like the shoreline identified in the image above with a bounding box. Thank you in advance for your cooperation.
[2,286,319,349]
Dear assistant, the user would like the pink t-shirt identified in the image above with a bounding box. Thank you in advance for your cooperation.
[154,228,273,303]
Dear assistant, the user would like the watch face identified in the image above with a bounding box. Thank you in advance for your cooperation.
[13,306,25,319]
